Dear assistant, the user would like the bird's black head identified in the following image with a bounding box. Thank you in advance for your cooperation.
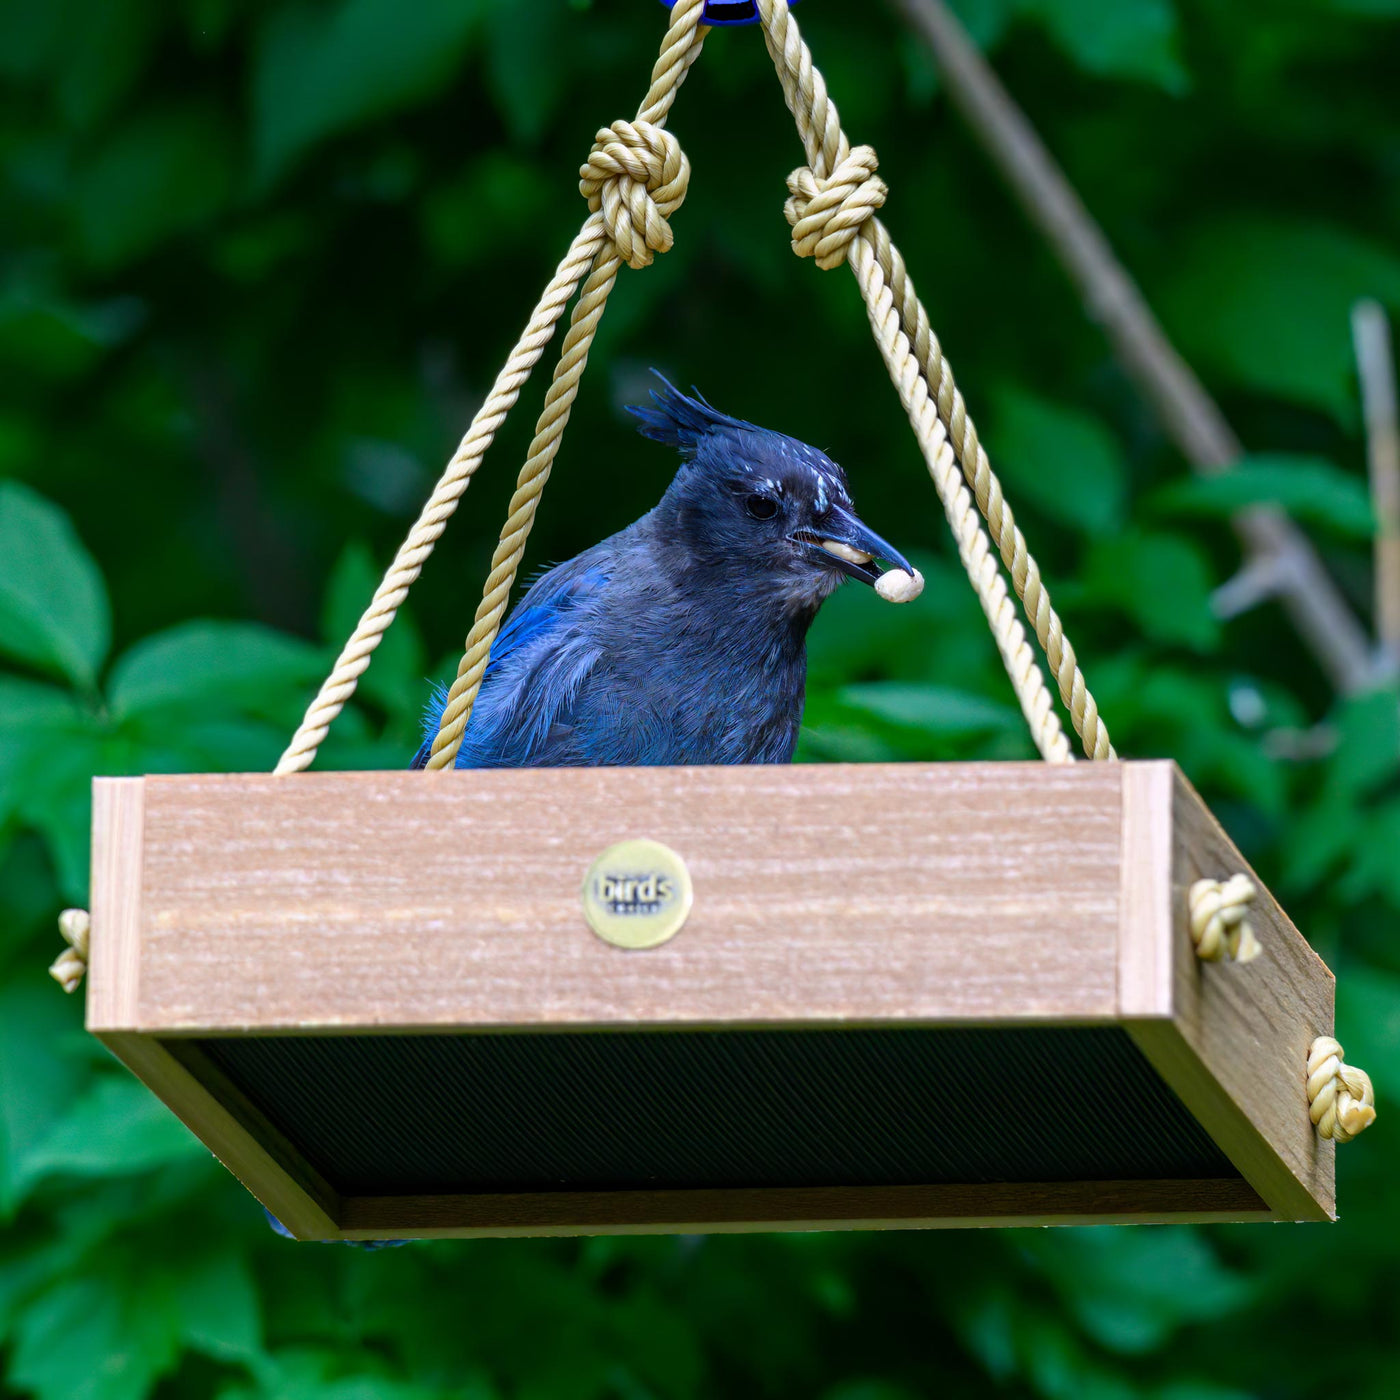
[629,375,913,615]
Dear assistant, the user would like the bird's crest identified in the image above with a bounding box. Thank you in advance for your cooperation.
[627,374,752,456]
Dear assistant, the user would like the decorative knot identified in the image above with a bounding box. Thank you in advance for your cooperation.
[1188,874,1261,964]
[784,145,887,271]
[579,120,690,270]
[49,908,91,994]
[1308,1036,1376,1143]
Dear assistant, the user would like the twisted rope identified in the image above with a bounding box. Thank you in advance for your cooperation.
[425,15,705,768]
[285,0,1105,770]
[277,0,708,774]
[757,0,1111,761]
[49,908,90,993]
[1307,1036,1377,1143]
[1187,874,1261,964]
[780,144,1068,761]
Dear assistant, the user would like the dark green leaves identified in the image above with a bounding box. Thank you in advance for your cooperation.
[106,621,324,722]
[72,105,236,269]
[1021,0,1189,92]
[1163,220,1400,421]
[1080,529,1219,650]
[1151,454,1375,537]
[3,1,1400,1397]
[252,0,485,186]
[0,483,110,691]
[987,387,1129,536]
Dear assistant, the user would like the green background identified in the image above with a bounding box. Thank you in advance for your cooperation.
[4,0,1400,1395]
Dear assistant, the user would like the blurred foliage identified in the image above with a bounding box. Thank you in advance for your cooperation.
[2,0,1400,1396]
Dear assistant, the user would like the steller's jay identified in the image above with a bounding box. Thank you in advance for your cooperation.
[412,376,919,770]
[269,380,920,1244]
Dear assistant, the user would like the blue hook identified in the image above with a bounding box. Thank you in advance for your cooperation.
[655,0,800,27]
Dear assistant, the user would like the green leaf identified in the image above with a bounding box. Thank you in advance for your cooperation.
[1150,454,1375,537]
[321,543,426,724]
[987,387,1129,535]
[107,621,325,721]
[15,1076,201,1196]
[1031,1228,1251,1355]
[837,681,1024,735]
[0,974,87,1218]
[484,0,571,146]
[72,104,235,269]
[1081,529,1220,650]
[171,1253,262,1366]
[7,1272,183,1400]
[1162,219,1400,420]
[252,0,485,186]
[7,1250,260,1400]
[1327,686,1400,795]
[1021,0,1189,92]
[0,678,88,834]
[0,483,110,689]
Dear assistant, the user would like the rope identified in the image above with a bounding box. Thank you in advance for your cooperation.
[288,0,1103,769]
[756,0,1111,761]
[49,908,90,993]
[780,141,1068,762]
[1188,875,1262,964]
[276,0,708,774]
[1307,1036,1376,1143]
[425,36,703,768]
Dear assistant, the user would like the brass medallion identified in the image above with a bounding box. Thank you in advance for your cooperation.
[581,838,693,950]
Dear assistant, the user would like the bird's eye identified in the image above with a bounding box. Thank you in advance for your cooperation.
[745,494,779,521]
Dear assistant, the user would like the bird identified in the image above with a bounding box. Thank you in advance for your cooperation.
[413,375,920,771]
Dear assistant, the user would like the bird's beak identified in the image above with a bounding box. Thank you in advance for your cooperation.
[793,504,915,588]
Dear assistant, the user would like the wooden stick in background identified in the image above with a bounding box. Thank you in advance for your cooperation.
[887,0,1379,694]
[1353,300,1400,668]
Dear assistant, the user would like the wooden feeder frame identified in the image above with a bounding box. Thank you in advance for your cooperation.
[87,759,1335,1240]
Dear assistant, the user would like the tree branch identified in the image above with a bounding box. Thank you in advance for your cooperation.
[1353,299,1400,668]
[887,0,1378,694]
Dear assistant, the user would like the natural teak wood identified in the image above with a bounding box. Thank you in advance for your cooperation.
[86,761,1335,1238]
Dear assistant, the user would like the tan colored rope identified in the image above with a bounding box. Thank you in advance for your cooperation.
[1308,1036,1377,1143]
[782,141,1069,762]
[1188,874,1261,964]
[756,0,1112,761]
[49,908,90,993]
[425,22,704,769]
[276,0,708,774]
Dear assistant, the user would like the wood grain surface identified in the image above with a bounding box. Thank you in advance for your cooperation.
[1154,768,1334,1219]
[110,763,1125,1034]
[336,1177,1270,1240]
[84,761,1339,1232]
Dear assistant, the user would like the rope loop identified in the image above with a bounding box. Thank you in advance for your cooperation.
[580,119,691,270]
[1188,874,1262,964]
[1308,1036,1377,1143]
[49,907,91,994]
[784,144,887,271]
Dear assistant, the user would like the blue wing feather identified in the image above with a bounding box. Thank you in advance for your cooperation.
[411,560,610,768]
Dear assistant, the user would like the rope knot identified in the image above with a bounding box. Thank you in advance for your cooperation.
[1308,1036,1376,1143]
[579,120,690,270]
[1188,874,1261,964]
[49,907,90,994]
[784,145,887,271]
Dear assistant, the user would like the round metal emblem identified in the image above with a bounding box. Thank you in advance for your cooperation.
[581,839,693,950]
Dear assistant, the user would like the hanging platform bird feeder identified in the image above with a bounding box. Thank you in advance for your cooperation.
[71,0,1372,1239]
[88,761,1347,1238]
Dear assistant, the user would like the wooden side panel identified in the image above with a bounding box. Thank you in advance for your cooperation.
[97,1032,341,1239]
[1129,770,1335,1222]
[338,1178,1270,1240]
[87,777,145,1032]
[129,764,1124,1034]
[1119,762,1174,1018]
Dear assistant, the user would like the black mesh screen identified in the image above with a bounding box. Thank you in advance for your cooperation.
[195,1025,1234,1196]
